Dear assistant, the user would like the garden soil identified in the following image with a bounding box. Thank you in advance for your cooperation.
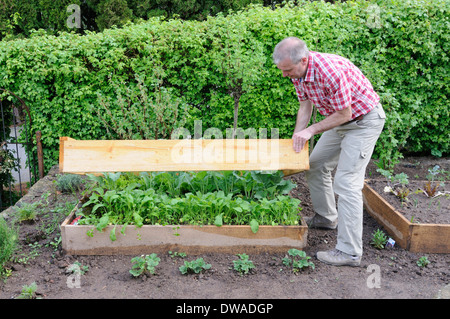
[0,157,448,301]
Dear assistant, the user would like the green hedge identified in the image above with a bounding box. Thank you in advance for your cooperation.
[0,0,272,39]
[0,0,448,172]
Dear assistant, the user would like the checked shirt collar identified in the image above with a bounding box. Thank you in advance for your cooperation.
[293,52,315,85]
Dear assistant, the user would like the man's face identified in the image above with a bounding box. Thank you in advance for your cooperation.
[276,57,308,79]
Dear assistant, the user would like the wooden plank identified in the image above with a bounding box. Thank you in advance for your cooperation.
[59,137,309,174]
[61,209,308,255]
[409,224,450,253]
[362,183,411,249]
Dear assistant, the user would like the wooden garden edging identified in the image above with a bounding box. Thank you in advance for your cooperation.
[362,182,450,253]
[59,137,310,255]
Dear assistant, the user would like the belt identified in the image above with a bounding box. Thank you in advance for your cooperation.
[352,114,364,122]
[342,113,364,125]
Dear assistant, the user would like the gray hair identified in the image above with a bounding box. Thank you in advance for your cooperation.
[272,37,309,65]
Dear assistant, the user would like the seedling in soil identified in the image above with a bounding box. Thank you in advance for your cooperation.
[179,258,211,274]
[416,256,430,268]
[169,251,186,258]
[67,261,89,275]
[14,201,40,222]
[232,253,255,276]
[378,169,411,203]
[370,229,388,249]
[422,165,446,197]
[16,282,40,299]
[130,253,161,277]
[282,248,315,272]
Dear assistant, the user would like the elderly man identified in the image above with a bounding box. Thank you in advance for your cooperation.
[273,37,385,266]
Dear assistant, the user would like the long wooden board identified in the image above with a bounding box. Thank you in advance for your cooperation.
[59,137,309,174]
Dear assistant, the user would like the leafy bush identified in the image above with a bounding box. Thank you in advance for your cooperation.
[0,0,448,172]
[56,174,84,193]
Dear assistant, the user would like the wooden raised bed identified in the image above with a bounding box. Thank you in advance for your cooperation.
[362,182,450,253]
[59,137,310,255]
[61,208,308,255]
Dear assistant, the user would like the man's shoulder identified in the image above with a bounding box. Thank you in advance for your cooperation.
[310,51,349,68]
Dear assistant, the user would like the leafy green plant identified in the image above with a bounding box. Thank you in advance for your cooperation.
[422,165,446,198]
[0,217,18,277]
[282,248,315,272]
[13,201,40,222]
[232,253,255,276]
[179,258,211,275]
[78,170,302,239]
[416,256,430,268]
[55,174,84,193]
[129,254,161,277]
[370,229,388,249]
[378,169,411,203]
[67,261,89,276]
[169,251,187,258]
[16,282,40,299]
[96,72,188,140]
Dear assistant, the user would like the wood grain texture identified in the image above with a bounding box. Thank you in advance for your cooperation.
[59,137,309,174]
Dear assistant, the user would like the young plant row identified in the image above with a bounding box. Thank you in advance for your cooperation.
[130,249,314,278]
[377,165,449,204]
[77,170,302,238]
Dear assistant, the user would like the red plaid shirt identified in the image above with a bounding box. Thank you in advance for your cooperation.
[291,51,379,119]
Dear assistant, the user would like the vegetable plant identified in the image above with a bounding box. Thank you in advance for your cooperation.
[370,229,388,249]
[232,253,255,276]
[0,217,18,277]
[179,258,211,275]
[16,282,40,299]
[67,261,89,276]
[416,256,430,268]
[78,170,302,240]
[378,169,410,203]
[422,165,447,198]
[282,248,315,272]
[13,201,40,222]
[129,253,161,277]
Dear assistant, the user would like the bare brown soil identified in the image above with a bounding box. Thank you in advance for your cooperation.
[0,157,449,302]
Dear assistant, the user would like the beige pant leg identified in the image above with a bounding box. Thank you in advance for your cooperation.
[306,104,385,256]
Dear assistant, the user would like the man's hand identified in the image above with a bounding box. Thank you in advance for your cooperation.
[291,106,352,152]
[292,127,313,153]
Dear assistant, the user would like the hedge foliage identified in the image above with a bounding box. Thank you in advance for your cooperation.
[0,0,448,172]
[0,0,276,39]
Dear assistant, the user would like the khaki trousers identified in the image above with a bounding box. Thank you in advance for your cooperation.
[305,103,386,256]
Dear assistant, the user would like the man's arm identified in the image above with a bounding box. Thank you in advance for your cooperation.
[293,100,313,134]
[292,104,352,152]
